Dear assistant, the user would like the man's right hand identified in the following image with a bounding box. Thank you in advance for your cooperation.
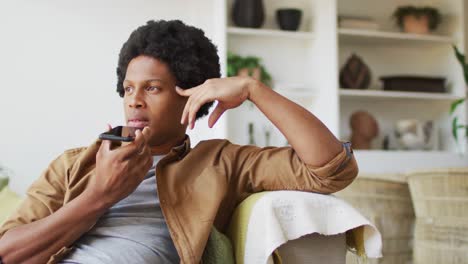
[87,126,153,208]
[0,127,154,263]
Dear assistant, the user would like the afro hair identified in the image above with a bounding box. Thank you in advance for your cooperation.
[116,20,221,120]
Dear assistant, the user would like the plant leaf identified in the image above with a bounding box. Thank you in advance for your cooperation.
[453,45,468,84]
[0,177,9,192]
[450,98,466,114]
[452,117,459,141]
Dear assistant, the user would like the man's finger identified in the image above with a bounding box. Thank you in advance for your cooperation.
[141,127,152,144]
[117,129,146,160]
[98,139,111,156]
[181,95,192,125]
[208,104,225,128]
[176,86,197,97]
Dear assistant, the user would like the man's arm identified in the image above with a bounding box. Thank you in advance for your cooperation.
[178,76,343,167]
[0,128,153,263]
[247,79,342,167]
[0,190,107,264]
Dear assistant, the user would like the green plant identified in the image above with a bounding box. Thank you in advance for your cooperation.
[0,177,9,192]
[392,6,441,31]
[0,165,10,191]
[451,45,468,143]
[227,52,272,85]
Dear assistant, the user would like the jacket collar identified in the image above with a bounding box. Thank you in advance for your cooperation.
[168,134,191,159]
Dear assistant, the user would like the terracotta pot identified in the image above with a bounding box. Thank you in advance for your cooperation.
[237,67,261,80]
[402,15,430,34]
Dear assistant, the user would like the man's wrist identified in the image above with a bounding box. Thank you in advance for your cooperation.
[79,189,112,215]
[246,78,265,103]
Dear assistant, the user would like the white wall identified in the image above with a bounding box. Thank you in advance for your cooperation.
[0,0,221,195]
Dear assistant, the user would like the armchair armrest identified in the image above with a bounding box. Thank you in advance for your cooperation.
[226,191,382,264]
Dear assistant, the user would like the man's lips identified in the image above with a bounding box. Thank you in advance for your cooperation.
[127,119,150,128]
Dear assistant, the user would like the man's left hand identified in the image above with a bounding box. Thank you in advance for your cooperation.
[176,76,256,129]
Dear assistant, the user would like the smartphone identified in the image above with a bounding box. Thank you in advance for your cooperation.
[99,126,141,142]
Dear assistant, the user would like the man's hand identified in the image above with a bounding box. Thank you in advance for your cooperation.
[0,128,154,263]
[176,76,255,129]
[86,126,153,208]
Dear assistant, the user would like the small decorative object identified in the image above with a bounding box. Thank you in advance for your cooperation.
[451,45,468,145]
[248,123,256,145]
[394,119,436,150]
[276,8,302,31]
[350,111,379,149]
[392,6,441,34]
[340,54,372,89]
[338,16,379,31]
[232,0,265,28]
[382,135,390,150]
[227,52,272,86]
[380,75,446,93]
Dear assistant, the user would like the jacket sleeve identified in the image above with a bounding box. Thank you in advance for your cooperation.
[0,151,74,238]
[225,141,358,197]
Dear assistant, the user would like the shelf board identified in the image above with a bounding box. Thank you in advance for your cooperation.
[339,89,461,101]
[353,150,468,176]
[227,27,314,40]
[338,28,455,45]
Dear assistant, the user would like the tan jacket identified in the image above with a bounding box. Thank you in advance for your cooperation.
[0,137,358,263]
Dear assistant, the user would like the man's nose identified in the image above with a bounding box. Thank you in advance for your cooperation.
[128,91,146,108]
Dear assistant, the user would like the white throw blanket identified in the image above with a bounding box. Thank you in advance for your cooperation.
[242,191,382,263]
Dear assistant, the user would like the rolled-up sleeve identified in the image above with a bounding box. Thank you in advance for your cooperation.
[225,141,358,197]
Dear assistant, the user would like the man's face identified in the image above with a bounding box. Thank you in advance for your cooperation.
[123,55,187,146]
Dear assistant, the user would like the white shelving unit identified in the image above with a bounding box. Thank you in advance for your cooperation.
[212,0,468,175]
[228,26,315,39]
[338,28,455,44]
[339,89,462,101]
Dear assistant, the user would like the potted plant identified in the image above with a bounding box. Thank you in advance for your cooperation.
[227,52,272,86]
[451,45,468,145]
[392,6,441,34]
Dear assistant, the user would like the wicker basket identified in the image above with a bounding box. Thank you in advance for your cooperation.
[407,168,468,264]
[336,177,415,264]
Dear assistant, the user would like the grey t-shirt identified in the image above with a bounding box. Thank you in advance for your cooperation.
[60,155,179,264]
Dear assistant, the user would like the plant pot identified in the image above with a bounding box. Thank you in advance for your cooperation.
[232,0,265,28]
[276,8,302,31]
[402,15,430,34]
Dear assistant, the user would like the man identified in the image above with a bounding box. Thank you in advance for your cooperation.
[0,20,358,263]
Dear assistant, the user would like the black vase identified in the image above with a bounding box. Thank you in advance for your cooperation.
[232,0,265,28]
[276,8,302,31]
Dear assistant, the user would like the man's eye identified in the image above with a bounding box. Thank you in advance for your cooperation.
[147,86,160,93]
[124,86,133,93]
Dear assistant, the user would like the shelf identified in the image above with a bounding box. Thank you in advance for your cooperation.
[338,28,455,45]
[228,27,314,40]
[354,150,468,175]
[339,89,462,101]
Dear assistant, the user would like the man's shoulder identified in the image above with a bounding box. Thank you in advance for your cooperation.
[53,140,101,168]
[192,138,235,150]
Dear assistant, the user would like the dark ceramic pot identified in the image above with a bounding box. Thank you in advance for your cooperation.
[276,8,302,31]
[232,0,265,28]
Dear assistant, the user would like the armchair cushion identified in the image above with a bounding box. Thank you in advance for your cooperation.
[0,187,22,225]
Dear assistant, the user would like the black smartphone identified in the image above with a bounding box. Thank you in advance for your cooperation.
[99,126,141,142]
